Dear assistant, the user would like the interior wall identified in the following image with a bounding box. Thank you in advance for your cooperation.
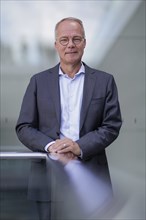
[98,1,145,219]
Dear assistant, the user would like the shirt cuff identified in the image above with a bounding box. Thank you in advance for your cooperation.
[44,141,55,152]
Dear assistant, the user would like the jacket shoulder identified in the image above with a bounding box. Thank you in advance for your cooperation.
[84,63,113,79]
[32,64,59,79]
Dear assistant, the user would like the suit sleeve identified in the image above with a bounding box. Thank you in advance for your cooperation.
[16,76,54,152]
[76,75,122,160]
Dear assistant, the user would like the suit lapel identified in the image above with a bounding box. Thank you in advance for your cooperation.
[48,64,61,125]
[47,63,96,132]
[80,65,96,131]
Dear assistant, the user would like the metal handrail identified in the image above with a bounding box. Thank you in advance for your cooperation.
[0,152,47,159]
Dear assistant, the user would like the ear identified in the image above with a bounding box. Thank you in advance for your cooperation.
[54,41,59,52]
[84,38,86,48]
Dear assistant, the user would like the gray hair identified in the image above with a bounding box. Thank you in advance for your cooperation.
[55,17,86,39]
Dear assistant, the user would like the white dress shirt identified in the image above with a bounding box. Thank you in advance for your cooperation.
[45,63,85,151]
[59,63,85,141]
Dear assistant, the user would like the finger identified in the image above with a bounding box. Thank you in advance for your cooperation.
[51,141,65,151]
[54,139,68,146]
[56,138,72,146]
[57,146,71,154]
[66,152,74,159]
[55,142,71,152]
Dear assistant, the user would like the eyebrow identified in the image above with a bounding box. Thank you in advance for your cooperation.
[59,35,83,39]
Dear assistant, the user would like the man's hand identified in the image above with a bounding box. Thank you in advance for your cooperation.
[58,152,77,165]
[48,138,81,156]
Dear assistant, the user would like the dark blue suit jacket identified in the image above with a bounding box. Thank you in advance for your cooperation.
[16,63,122,201]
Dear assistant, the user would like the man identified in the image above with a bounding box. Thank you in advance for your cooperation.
[16,17,122,220]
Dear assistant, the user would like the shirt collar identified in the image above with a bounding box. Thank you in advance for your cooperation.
[59,62,85,77]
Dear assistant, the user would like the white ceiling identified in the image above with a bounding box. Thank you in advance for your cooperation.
[1,0,142,66]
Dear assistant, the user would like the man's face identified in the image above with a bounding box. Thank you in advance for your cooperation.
[55,20,86,66]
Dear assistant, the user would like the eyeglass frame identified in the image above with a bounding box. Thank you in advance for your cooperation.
[56,36,85,46]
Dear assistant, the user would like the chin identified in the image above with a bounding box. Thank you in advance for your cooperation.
[66,58,81,65]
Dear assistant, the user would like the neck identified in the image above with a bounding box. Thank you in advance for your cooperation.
[60,62,82,78]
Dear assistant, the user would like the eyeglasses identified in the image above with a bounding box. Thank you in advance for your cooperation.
[58,36,84,46]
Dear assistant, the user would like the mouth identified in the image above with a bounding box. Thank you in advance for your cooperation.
[65,51,77,54]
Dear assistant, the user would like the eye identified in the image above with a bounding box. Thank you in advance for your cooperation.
[73,38,82,44]
[59,38,68,45]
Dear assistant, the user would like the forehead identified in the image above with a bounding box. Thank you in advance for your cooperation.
[56,20,83,37]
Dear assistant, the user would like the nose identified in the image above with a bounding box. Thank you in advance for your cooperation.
[67,39,75,47]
